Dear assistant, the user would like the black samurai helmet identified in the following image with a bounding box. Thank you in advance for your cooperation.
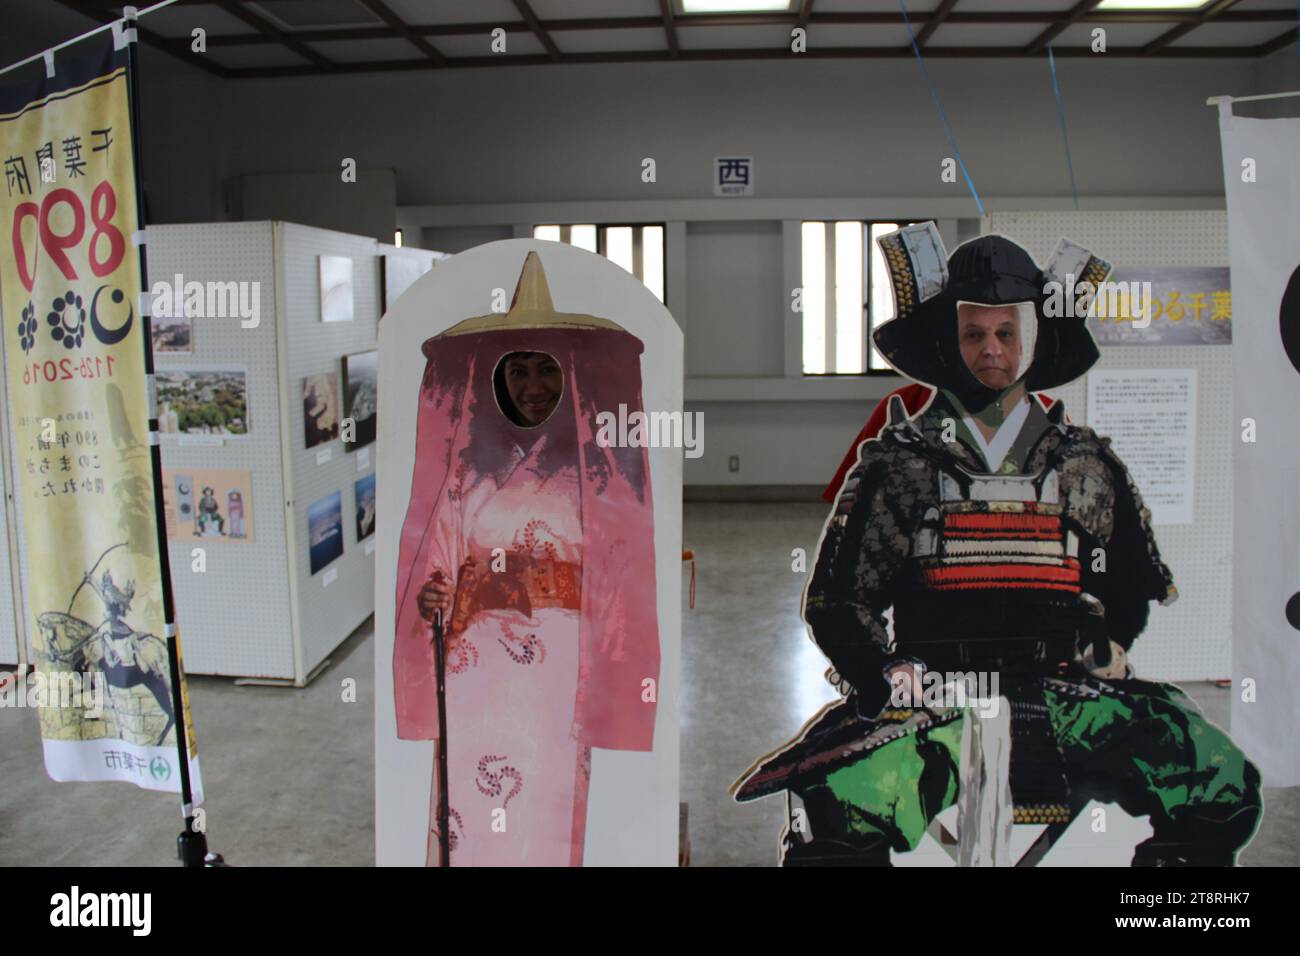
[872,222,1113,409]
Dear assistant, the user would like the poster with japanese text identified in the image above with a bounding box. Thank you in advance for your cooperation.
[0,40,202,798]
[1088,267,1231,346]
[1087,368,1198,525]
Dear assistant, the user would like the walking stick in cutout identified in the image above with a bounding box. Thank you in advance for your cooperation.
[432,608,450,867]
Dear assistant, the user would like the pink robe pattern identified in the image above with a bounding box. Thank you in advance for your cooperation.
[393,258,660,866]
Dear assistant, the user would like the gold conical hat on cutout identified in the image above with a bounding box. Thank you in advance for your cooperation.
[441,250,624,337]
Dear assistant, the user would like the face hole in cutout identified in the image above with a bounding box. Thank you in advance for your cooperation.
[493,351,564,428]
[956,301,1037,390]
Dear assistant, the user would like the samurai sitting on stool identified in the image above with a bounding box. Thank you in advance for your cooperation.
[732,224,1261,867]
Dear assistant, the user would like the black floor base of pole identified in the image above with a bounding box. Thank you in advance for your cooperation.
[177,821,227,867]
[177,827,206,867]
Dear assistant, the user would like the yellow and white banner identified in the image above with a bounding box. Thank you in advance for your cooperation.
[0,39,201,797]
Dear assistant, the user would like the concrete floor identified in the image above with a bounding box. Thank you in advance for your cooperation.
[1,502,1295,866]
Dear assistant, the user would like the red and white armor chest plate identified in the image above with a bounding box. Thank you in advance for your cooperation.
[913,468,1082,597]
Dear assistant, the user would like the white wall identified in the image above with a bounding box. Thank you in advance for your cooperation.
[1249,47,1300,118]
[422,224,514,254]
[220,57,1259,204]
[236,169,397,243]
[685,222,784,378]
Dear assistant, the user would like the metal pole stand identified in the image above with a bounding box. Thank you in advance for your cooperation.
[178,818,227,866]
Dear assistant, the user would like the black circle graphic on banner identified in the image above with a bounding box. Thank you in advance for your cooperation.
[1286,592,1300,631]
[89,285,134,346]
[1281,263,1300,374]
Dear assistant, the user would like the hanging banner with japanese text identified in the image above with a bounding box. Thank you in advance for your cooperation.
[0,38,202,798]
[1218,102,1300,787]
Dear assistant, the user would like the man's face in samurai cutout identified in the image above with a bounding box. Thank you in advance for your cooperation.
[957,302,1030,390]
[497,351,563,427]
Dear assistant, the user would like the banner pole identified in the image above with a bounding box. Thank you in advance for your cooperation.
[0,0,182,78]
[1207,90,1300,107]
[118,5,217,868]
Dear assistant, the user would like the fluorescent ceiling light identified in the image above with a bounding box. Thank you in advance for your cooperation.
[1095,1,1211,10]
[681,1,794,14]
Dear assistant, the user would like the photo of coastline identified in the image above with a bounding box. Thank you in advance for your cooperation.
[307,490,344,575]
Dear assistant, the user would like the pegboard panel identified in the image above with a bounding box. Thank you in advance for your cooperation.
[147,222,296,679]
[277,222,383,679]
[988,211,1231,681]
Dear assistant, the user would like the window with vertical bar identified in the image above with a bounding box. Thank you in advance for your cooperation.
[801,220,913,375]
[533,223,666,304]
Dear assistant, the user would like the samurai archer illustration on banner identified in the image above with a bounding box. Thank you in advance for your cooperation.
[37,542,175,747]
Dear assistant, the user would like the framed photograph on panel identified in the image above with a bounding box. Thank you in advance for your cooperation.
[156,367,249,436]
[308,490,344,575]
[302,371,341,449]
[162,468,255,542]
[355,473,376,541]
[152,311,193,354]
[320,255,354,323]
[342,349,378,450]
[382,254,427,313]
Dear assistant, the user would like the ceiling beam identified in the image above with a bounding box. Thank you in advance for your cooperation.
[511,0,562,62]
[659,0,679,59]
[1025,0,1103,56]
[1142,0,1244,54]
[80,0,1285,75]
[1254,26,1298,56]
[214,0,335,70]
[223,43,1266,80]
[797,0,815,32]
[354,0,445,66]
[916,0,960,50]
[190,9,1300,47]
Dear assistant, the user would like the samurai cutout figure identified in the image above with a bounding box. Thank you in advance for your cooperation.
[733,223,1261,866]
[393,252,660,866]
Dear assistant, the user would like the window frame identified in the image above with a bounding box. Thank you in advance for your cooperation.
[533,221,668,306]
[800,218,918,378]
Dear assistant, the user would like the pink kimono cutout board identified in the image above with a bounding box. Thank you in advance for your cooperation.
[375,241,682,867]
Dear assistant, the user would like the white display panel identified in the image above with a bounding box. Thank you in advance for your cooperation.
[277,222,383,680]
[147,222,295,678]
[987,210,1231,682]
[123,221,437,681]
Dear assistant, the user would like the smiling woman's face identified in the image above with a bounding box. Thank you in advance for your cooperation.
[503,352,563,426]
[957,303,1026,390]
